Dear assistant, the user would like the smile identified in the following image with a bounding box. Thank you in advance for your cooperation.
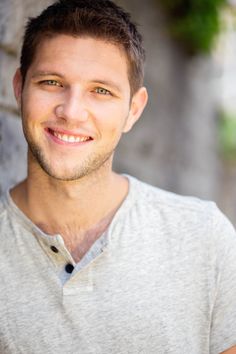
[46,128,92,144]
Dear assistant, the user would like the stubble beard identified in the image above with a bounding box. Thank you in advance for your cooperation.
[27,139,115,181]
[22,119,118,182]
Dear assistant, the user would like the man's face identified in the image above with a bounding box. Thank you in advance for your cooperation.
[14,35,147,181]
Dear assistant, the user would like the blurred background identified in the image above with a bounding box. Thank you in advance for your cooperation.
[0,0,236,224]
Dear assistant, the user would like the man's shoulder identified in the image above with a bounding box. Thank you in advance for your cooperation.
[0,191,16,232]
[0,192,7,219]
[0,192,11,242]
[128,175,236,245]
[129,175,215,215]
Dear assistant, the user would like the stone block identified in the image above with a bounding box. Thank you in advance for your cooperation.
[0,111,27,195]
[0,49,18,111]
[0,0,53,54]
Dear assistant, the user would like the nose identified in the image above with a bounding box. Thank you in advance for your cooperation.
[55,89,89,122]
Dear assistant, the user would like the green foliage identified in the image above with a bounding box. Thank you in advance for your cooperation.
[219,111,236,160]
[158,0,227,55]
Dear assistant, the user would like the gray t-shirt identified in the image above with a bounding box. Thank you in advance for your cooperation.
[0,175,236,354]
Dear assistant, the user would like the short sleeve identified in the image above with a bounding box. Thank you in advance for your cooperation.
[210,204,236,353]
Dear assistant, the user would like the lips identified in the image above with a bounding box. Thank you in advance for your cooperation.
[46,128,93,144]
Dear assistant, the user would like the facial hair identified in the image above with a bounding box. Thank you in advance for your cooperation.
[21,106,122,182]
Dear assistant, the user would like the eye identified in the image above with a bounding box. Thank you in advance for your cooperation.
[40,80,62,87]
[94,87,111,95]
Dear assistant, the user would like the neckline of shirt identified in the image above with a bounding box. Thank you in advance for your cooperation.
[3,174,138,246]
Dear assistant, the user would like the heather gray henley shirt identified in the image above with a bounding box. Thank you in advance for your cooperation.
[0,175,236,354]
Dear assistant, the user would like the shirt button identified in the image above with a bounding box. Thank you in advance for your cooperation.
[50,246,59,253]
[65,263,74,274]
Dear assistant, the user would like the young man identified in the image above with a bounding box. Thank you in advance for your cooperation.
[0,0,236,353]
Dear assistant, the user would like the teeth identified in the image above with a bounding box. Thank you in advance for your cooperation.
[53,131,90,143]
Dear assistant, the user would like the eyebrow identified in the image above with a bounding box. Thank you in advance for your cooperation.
[31,71,123,93]
[31,71,64,79]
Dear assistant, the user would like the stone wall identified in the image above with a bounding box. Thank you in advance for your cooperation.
[0,0,53,193]
[115,0,221,202]
[0,0,233,223]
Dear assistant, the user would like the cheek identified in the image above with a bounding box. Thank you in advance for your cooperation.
[21,103,40,125]
[97,116,126,138]
[92,101,130,129]
[22,91,54,123]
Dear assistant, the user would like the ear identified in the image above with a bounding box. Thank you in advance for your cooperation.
[13,68,23,108]
[123,86,148,133]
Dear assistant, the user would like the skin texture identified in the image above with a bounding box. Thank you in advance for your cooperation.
[15,35,143,181]
[12,35,148,260]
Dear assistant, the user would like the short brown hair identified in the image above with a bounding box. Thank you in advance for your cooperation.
[20,0,146,96]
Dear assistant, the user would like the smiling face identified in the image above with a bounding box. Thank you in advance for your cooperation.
[13,35,147,181]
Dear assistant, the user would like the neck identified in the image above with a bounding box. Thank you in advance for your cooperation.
[10,162,128,241]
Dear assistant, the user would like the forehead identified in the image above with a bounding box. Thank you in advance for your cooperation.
[29,35,130,83]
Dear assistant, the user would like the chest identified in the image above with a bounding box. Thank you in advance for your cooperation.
[0,247,212,354]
